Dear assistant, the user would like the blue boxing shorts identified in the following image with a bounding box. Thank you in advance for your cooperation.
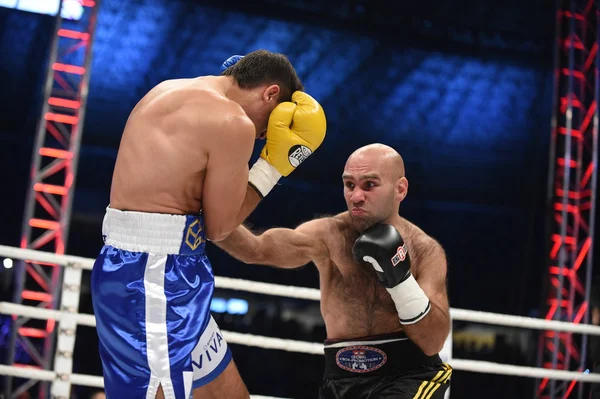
[91,207,232,399]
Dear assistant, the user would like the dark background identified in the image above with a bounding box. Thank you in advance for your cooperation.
[0,0,574,397]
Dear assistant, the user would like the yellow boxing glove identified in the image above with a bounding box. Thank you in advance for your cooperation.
[249,91,327,197]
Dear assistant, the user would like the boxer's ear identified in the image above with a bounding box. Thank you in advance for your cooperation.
[397,177,408,203]
[263,85,280,103]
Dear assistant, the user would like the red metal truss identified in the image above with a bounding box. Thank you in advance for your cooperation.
[4,2,101,398]
[538,0,599,398]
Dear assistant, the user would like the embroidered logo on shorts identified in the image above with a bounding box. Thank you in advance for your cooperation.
[185,219,205,250]
[335,346,387,373]
[391,243,408,266]
[288,145,312,167]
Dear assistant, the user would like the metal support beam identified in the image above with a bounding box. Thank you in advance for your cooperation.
[4,1,101,398]
[538,0,599,398]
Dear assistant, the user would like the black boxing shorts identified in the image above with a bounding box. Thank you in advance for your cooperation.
[319,332,452,399]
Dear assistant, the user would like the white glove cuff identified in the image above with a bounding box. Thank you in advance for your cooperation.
[248,158,282,197]
[387,274,431,325]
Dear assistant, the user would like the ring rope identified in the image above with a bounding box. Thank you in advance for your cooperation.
[1,301,599,384]
[2,245,600,336]
[3,244,600,387]
[0,364,103,387]
[0,365,286,399]
[449,360,599,382]
[0,302,324,354]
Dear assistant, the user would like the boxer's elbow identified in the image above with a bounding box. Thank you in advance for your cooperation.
[420,340,445,357]
[410,333,445,356]
[206,233,229,243]
[204,212,242,243]
[409,317,450,356]
[205,226,232,243]
[423,348,439,357]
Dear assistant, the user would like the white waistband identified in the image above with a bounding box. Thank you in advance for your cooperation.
[102,207,201,254]
[324,337,408,349]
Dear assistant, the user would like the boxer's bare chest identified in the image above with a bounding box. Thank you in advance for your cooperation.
[319,218,425,337]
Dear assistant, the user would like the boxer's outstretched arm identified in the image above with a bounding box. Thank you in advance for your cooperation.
[203,116,259,242]
[402,240,451,356]
[215,219,329,268]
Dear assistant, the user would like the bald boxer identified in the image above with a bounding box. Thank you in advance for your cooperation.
[90,50,327,399]
[215,144,451,398]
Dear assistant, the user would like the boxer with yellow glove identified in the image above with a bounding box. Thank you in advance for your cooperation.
[248,90,327,197]
[91,50,326,399]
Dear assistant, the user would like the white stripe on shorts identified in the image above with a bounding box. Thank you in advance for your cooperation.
[144,253,176,399]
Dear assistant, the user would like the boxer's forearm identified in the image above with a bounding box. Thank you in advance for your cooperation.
[205,186,261,242]
[214,224,263,264]
[402,300,450,356]
[215,224,317,268]
[235,185,262,226]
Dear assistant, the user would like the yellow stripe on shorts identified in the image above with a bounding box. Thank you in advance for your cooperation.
[412,363,453,399]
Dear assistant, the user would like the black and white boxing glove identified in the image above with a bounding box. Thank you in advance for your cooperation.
[352,223,431,325]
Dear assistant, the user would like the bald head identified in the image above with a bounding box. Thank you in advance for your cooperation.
[346,143,405,179]
[343,143,408,230]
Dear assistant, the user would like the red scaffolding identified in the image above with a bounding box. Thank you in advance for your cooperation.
[4,1,100,398]
[538,0,599,398]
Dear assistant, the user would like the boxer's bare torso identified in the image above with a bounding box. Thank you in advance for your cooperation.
[313,213,440,340]
[110,76,254,216]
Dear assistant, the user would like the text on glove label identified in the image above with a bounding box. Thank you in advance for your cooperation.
[288,145,312,167]
[391,244,408,266]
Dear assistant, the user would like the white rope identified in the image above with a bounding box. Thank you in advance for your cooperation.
[450,308,600,335]
[1,302,600,384]
[1,332,599,384]
[215,276,321,301]
[0,365,104,387]
[0,245,93,269]
[450,359,600,383]
[0,302,96,327]
[0,365,287,398]
[3,245,600,336]
[223,330,324,355]
[0,302,323,354]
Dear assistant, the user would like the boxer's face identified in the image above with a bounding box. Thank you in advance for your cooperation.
[343,155,398,232]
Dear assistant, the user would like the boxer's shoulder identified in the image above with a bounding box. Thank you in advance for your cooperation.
[300,215,340,244]
[146,78,246,121]
[331,212,355,235]
[395,218,444,262]
[168,86,254,146]
[291,213,349,260]
[178,87,244,118]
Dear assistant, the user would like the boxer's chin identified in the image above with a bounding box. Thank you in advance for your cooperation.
[350,215,375,233]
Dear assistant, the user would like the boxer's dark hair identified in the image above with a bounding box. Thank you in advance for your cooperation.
[221,49,304,103]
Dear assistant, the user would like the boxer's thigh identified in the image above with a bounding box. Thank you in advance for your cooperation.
[319,363,452,399]
[163,253,218,398]
[92,246,154,398]
[319,375,426,399]
[369,376,450,399]
[401,363,453,399]
[192,360,249,399]
[190,315,249,399]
